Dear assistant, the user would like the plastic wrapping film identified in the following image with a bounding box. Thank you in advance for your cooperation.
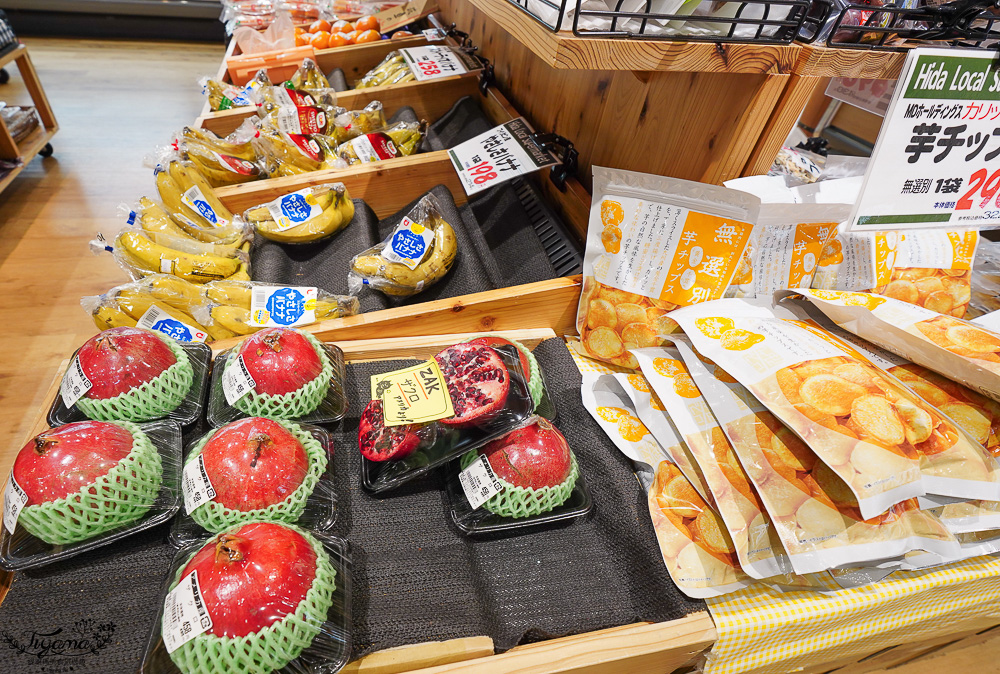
[243,182,356,244]
[334,119,426,166]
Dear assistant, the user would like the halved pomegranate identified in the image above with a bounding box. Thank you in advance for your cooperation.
[481,419,572,489]
[466,337,531,382]
[434,343,510,427]
[77,327,177,399]
[358,399,421,462]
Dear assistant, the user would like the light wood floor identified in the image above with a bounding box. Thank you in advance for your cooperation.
[0,38,224,476]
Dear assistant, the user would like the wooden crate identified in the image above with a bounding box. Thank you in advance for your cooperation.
[0,44,59,197]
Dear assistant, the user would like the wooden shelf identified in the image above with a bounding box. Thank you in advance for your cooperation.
[0,126,57,195]
[793,44,907,79]
[0,43,59,197]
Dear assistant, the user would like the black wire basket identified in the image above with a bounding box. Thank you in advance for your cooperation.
[505,0,812,43]
[799,0,1000,50]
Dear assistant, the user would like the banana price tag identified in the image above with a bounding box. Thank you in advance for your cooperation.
[400,45,468,82]
[370,360,454,426]
[3,476,28,534]
[266,189,324,231]
[381,216,434,269]
[162,570,214,653]
[223,354,257,405]
[182,454,217,514]
[249,285,317,327]
[350,133,398,163]
[60,356,92,408]
[459,455,505,510]
[180,186,228,226]
[449,118,560,196]
[137,305,209,343]
[274,105,327,135]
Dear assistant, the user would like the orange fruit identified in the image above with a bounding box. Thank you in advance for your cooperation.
[653,357,685,378]
[695,317,734,339]
[332,20,355,33]
[355,29,382,43]
[672,374,700,399]
[342,30,357,44]
[295,33,312,47]
[294,26,306,36]
[354,14,380,31]
[309,31,331,49]
[720,329,764,351]
[601,200,624,227]
[327,33,349,48]
[309,19,331,32]
[618,414,649,442]
[392,30,414,39]
[596,406,629,423]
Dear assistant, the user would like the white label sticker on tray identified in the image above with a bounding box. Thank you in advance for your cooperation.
[3,476,28,534]
[137,305,208,343]
[459,455,504,510]
[60,356,92,409]
[265,188,323,231]
[162,570,214,653]
[381,216,434,270]
[182,455,217,514]
[401,45,467,81]
[249,285,317,327]
[181,185,226,226]
[448,118,559,197]
[223,354,257,405]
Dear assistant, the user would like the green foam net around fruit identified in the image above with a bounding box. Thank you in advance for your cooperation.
[188,419,328,533]
[75,334,194,422]
[229,332,333,419]
[459,335,543,409]
[167,523,336,674]
[18,421,163,545]
[460,451,578,519]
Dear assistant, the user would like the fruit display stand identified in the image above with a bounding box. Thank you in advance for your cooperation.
[0,43,58,197]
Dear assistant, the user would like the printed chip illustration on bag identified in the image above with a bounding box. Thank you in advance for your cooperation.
[576,167,759,369]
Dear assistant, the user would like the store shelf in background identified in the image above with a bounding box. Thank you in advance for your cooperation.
[0,44,58,197]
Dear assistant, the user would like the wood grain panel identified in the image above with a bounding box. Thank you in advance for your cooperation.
[742,73,825,178]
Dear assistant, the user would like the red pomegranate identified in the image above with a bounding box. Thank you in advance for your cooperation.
[177,522,317,637]
[200,418,308,511]
[12,421,135,505]
[357,400,421,462]
[466,337,531,382]
[434,344,510,427]
[237,328,323,396]
[480,420,572,489]
[77,327,177,399]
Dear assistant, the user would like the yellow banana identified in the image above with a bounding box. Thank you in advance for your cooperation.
[141,274,206,311]
[135,196,199,242]
[156,168,215,231]
[112,291,234,342]
[352,215,457,296]
[167,161,234,224]
[117,231,241,283]
[210,304,257,335]
[315,298,358,319]
[248,185,354,244]
[206,279,252,309]
[182,126,256,159]
[92,300,138,330]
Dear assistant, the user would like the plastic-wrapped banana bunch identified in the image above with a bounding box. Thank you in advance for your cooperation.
[259,97,343,136]
[349,193,457,297]
[355,51,414,89]
[178,124,264,188]
[253,127,332,176]
[156,160,239,235]
[244,183,355,244]
[335,120,425,166]
[328,101,387,145]
[82,275,236,342]
[102,227,251,284]
[287,58,330,91]
[201,69,271,111]
[194,280,361,336]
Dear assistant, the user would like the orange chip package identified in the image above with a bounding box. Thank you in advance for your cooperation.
[576,167,759,369]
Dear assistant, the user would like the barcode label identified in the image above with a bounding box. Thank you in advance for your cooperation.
[3,476,28,534]
[162,570,213,653]
[182,454,217,514]
[223,354,256,405]
[459,455,505,510]
[60,356,92,408]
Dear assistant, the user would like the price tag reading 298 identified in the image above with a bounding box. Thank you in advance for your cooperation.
[956,168,1000,212]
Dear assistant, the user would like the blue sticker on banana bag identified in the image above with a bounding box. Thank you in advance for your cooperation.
[382,216,434,270]
[250,285,318,327]
[266,188,323,231]
[180,186,228,226]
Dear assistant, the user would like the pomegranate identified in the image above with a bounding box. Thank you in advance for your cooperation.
[12,421,135,505]
[480,420,572,489]
[434,344,510,427]
[199,418,309,511]
[177,522,317,637]
[357,399,421,462]
[466,337,532,382]
[77,327,177,399]
[236,328,323,396]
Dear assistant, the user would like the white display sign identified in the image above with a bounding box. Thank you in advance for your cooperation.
[400,45,467,82]
[826,77,896,117]
[448,118,560,196]
[849,47,1000,231]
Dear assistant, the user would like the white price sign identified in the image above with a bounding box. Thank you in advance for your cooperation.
[162,570,214,653]
[850,48,1000,231]
[182,454,217,514]
[60,356,93,408]
[459,454,505,510]
[400,45,468,82]
[448,118,560,196]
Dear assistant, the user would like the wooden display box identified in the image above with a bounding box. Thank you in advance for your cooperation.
[0,44,59,197]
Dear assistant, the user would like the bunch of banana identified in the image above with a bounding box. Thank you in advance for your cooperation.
[99,288,235,341]
[134,197,192,240]
[204,279,359,320]
[336,120,425,166]
[182,126,256,158]
[329,101,387,145]
[204,79,251,111]
[351,212,458,297]
[287,58,330,91]
[355,52,414,89]
[179,127,262,188]
[156,161,236,236]
[244,183,355,243]
[115,230,243,283]
[253,128,324,174]
[90,297,138,331]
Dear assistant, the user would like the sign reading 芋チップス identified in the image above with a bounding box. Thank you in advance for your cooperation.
[849,48,1000,232]
[448,118,560,196]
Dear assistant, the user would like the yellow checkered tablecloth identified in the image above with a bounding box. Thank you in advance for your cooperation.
[566,339,1000,674]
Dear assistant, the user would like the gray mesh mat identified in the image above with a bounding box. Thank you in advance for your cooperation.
[0,339,704,673]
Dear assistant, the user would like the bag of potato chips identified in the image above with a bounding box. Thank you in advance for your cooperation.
[581,372,752,597]
[576,166,759,369]
[627,347,796,580]
[726,204,847,299]
[652,338,960,574]
[671,299,937,519]
[795,289,1000,405]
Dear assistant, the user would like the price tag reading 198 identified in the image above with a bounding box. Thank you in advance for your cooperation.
[467,160,498,186]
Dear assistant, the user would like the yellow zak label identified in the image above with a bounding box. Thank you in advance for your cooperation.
[370,359,455,427]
